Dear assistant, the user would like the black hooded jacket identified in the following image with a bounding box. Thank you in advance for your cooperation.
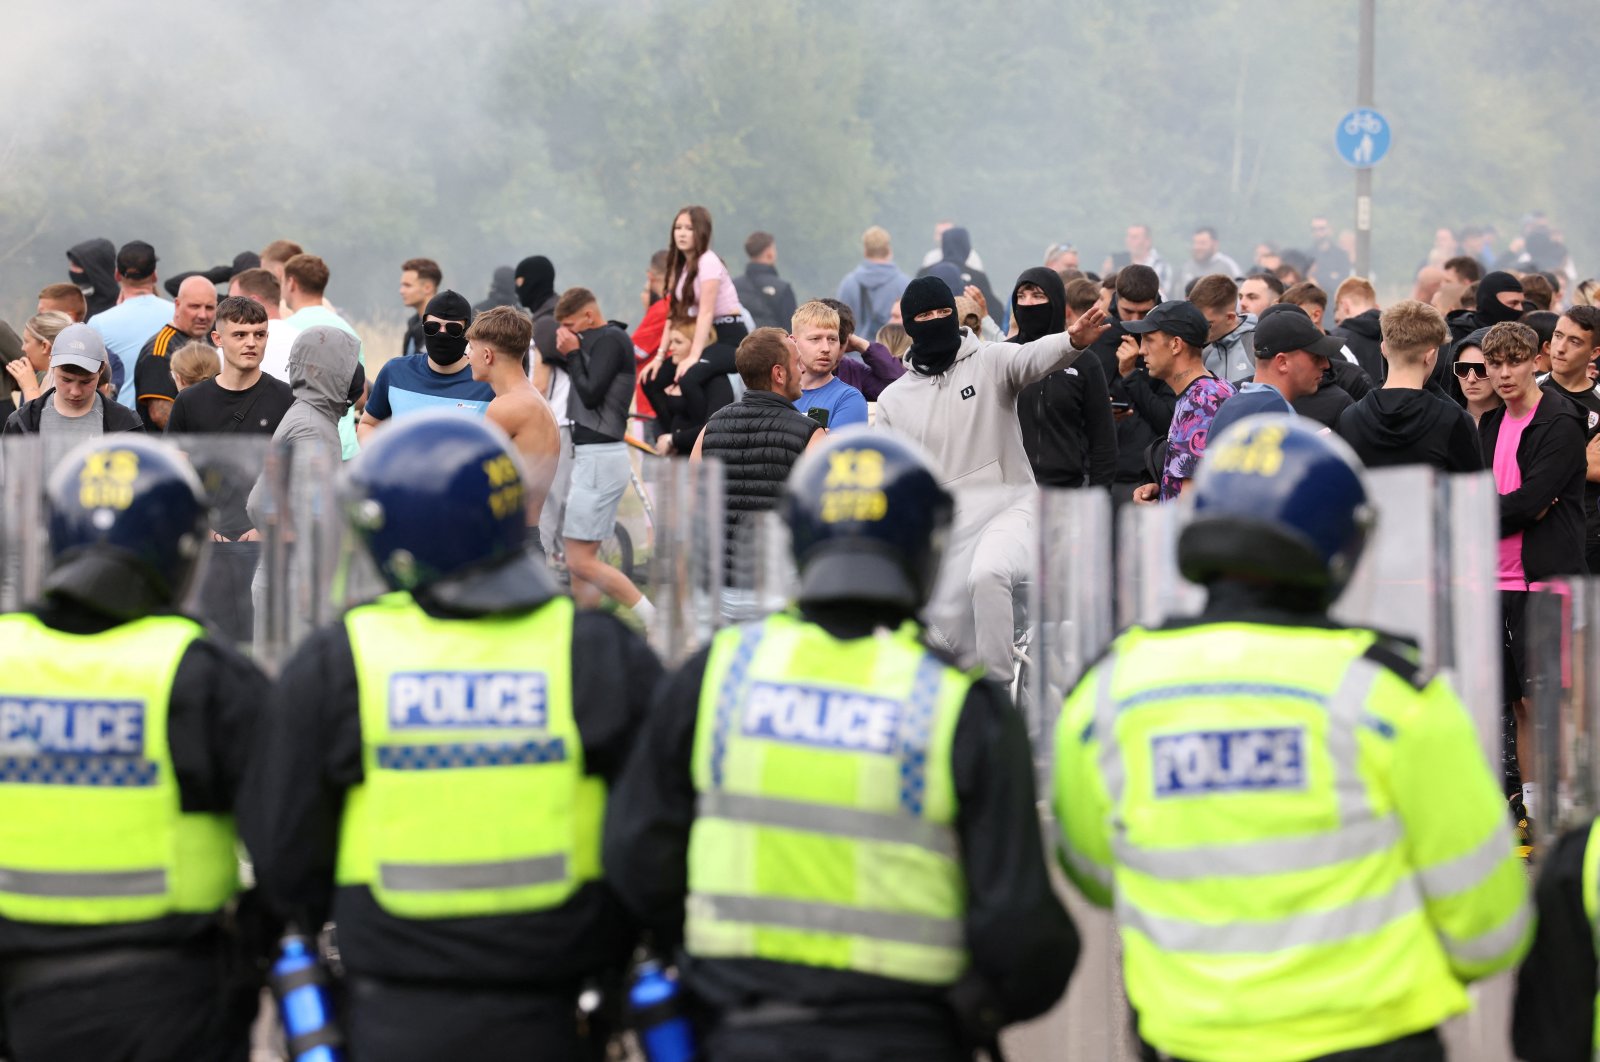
[916,228,1002,330]
[1331,308,1384,383]
[1479,395,1588,582]
[1090,300,1176,485]
[1011,268,1116,487]
[475,266,520,313]
[68,237,118,319]
[1333,388,1484,472]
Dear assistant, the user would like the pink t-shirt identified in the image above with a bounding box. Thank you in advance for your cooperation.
[1495,400,1539,589]
[674,251,742,319]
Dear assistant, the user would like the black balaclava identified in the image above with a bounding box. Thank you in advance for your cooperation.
[941,226,973,265]
[902,276,962,376]
[422,290,474,366]
[1476,271,1526,327]
[1009,266,1067,344]
[514,256,556,312]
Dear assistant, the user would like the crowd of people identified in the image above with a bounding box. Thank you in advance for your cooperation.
[3,201,1600,1062]
[6,211,1599,807]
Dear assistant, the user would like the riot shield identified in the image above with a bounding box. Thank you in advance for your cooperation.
[1528,581,1600,844]
[1115,495,1201,631]
[253,435,356,673]
[638,454,727,664]
[721,508,796,627]
[163,434,273,655]
[1024,486,1115,780]
[0,436,47,613]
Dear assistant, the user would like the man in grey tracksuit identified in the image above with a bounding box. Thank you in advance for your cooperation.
[874,276,1109,677]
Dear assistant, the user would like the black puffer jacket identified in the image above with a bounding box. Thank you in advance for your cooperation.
[702,389,818,514]
[701,389,819,579]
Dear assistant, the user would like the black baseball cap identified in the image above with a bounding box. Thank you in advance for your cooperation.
[1256,303,1346,360]
[1122,300,1209,349]
[116,240,158,280]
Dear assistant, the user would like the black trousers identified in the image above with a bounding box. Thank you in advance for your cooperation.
[0,950,253,1062]
[344,977,598,1062]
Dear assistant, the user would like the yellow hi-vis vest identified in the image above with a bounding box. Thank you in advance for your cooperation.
[686,612,975,985]
[0,613,238,924]
[1054,622,1531,1062]
[1581,817,1600,1061]
[335,592,602,919]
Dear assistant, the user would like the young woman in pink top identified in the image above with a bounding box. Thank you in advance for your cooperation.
[641,205,748,453]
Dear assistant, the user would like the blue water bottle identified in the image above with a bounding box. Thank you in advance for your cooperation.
[270,929,346,1062]
[628,959,697,1062]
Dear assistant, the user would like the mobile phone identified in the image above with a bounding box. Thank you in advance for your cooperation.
[806,407,831,428]
[1110,401,1133,413]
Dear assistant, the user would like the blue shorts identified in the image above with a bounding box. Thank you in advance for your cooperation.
[562,443,630,542]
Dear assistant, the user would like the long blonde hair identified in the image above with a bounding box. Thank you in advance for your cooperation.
[23,310,73,347]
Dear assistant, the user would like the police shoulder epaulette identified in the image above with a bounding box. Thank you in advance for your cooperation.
[1361,637,1431,691]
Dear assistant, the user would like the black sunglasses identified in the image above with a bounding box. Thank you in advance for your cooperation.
[1453,362,1488,380]
[423,321,465,337]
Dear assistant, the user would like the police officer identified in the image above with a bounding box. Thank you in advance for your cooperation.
[605,428,1079,1061]
[1054,416,1530,1062]
[0,436,267,1060]
[242,411,661,1061]
[1512,816,1600,1059]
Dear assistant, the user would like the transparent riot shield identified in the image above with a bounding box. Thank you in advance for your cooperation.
[162,435,273,656]
[253,436,355,673]
[721,509,796,627]
[1115,496,1201,631]
[1024,486,1115,780]
[638,454,726,664]
[1010,485,1136,1062]
[1528,581,1600,843]
[0,436,47,612]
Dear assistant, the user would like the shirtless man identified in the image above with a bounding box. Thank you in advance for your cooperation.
[464,306,561,557]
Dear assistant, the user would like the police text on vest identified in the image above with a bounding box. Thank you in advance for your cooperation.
[0,697,145,755]
[741,682,902,754]
[389,672,549,730]
[1151,727,1305,796]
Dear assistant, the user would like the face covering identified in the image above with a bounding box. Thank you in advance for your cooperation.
[514,256,556,312]
[1013,303,1055,342]
[69,269,93,297]
[1476,271,1526,327]
[900,276,963,376]
[422,290,475,366]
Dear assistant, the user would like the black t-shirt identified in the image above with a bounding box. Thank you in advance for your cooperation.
[134,324,191,430]
[1541,377,1600,548]
[167,374,294,435]
[167,374,295,536]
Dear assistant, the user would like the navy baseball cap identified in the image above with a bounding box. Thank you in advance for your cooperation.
[1122,300,1210,349]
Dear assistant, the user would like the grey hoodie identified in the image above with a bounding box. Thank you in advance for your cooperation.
[1203,314,1257,382]
[247,326,360,529]
[836,259,912,342]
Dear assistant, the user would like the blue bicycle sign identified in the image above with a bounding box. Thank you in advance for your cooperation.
[1335,108,1391,168]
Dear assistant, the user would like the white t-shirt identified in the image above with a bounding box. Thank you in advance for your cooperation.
[260,317,300,384]
[530,338,571,427]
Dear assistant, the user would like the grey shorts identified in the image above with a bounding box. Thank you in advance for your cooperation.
[562,442,630,542]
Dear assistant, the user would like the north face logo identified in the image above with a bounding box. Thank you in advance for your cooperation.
[960,386,976,400]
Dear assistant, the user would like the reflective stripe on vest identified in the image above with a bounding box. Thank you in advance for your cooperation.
[336,593,602,920]
[686,614,972,985]
[0,613,238,925]
[1583,817,1600,1059]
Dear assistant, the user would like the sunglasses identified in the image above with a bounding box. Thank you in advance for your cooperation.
[423,321,465,337]
[1453,362,1488,380]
